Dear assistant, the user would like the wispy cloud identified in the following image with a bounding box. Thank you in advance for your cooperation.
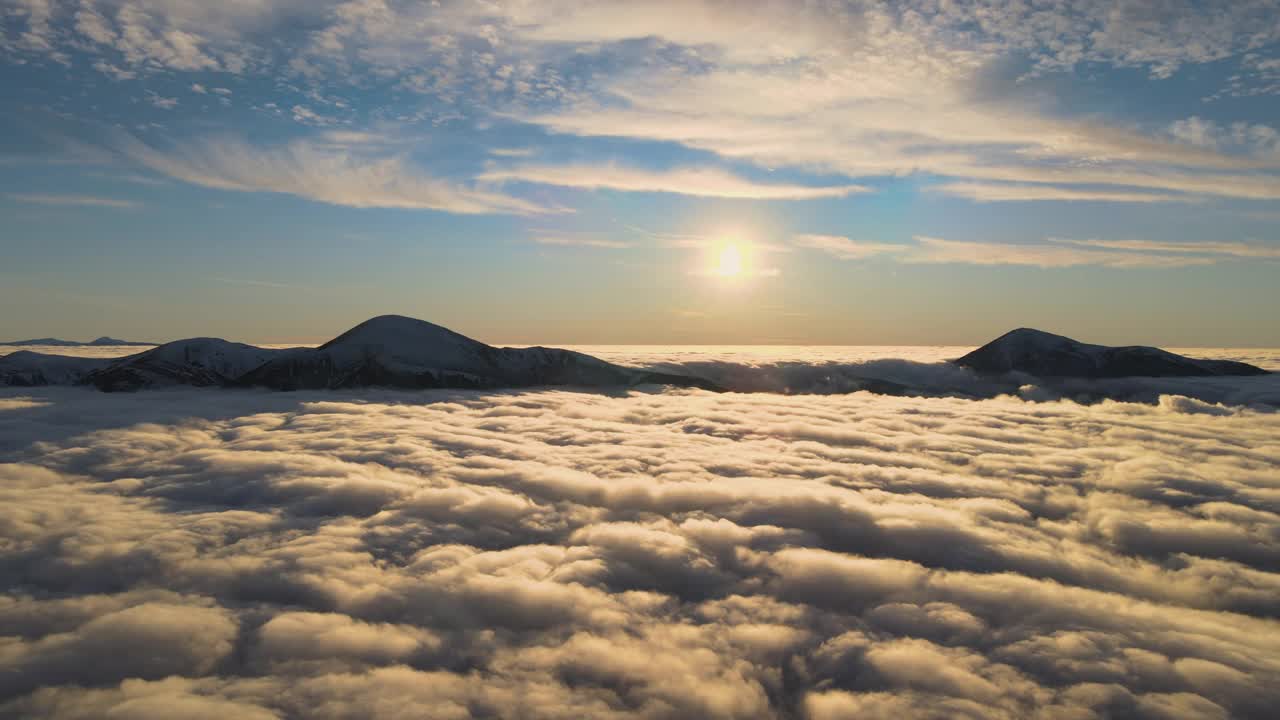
[792,234,907,260]
[291,105,336,126]
[932,182,1190,204]
[314,130,393,148]
[501,4,1280,203]
[1060,238,1280,259]
[953,165,1280,201]
[146,91,178,110]
[7,0,1280,210]
[490,148,536,158]
[6,193,139,209]
[115,134,560,216]
[91,60,136,81]
[907,236,1218,268]
[479,164,869,200]
[4,0,1280,254]
[81,170,168,187]
[792,234,1277,268]
[525,101,1280,201]
[533,236,631,249]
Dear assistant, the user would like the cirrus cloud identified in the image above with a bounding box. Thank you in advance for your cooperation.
[931,182,1191,204]
[11,1,1280,207]
[791,234,907,260]
[113,133,561,215]
[478,164,869,200]
[791,233,1280,269]
[5,192,139,209]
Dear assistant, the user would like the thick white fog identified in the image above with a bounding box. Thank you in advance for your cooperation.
[1,363,1278,718]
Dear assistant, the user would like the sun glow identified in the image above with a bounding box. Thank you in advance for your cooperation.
[715,243,744,277]
[699,232,777,281]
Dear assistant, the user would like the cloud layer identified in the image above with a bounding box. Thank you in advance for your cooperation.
[479,165,868,200]
[790,234,1280,269]
[6,193,139,209]
[7,1,1280,208]
[114,134,557,215]
[1,381,1278,718]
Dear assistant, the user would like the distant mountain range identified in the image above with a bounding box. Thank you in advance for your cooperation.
[4,336,154,347]
[0,315,722,392]
[0,320,1269,394]
[954,328,1268,378]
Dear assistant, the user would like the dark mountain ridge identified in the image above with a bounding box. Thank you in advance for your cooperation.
[1,315,722,393]
[1,323,1269,398]
[4,336,154,347]
[953,328,1268,378]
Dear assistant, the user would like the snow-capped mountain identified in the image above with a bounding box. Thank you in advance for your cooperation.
[955,328,1268,378]
[7,321,1266,395]
[2,315,721,393]
[0,352,110,386]
[236,315,717,391]
[85,338,288,391]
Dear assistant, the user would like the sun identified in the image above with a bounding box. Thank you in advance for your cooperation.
[713,243,745,277]
[701,232,770,281]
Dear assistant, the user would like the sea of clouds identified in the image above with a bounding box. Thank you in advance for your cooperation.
[573,346,1280,407]
[1,347,1278,719]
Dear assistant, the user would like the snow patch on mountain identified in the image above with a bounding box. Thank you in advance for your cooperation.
[86,339,288,391]
[0,352,109,386]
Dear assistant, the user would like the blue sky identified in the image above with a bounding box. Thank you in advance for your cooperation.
[2,0,1279,346]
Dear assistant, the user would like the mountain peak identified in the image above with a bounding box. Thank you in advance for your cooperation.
[239,314,718,391]
[319,315,477,351]
[1003,327,1067,339]
[956,328,1266,378]
[992,327,1087,346]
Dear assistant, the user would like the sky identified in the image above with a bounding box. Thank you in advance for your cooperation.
[1,0,1279,346]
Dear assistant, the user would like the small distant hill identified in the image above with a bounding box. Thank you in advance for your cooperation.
[6,336,154,347]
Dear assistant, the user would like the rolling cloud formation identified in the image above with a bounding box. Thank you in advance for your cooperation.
[0,383,1278,718]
